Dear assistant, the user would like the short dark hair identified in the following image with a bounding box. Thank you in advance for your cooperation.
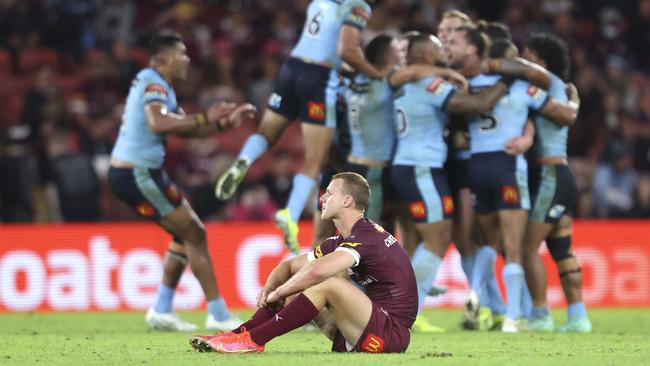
[526,33,570,81]
[489,38,516,58]
[332,172,370,212]
[406,33,434,61]
[364,34,394,66]
[456,26,487,58]
[149,30,184,56]
[478,21,511,41]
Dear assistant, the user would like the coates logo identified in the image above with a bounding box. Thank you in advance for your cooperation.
[136,202,156,217]
[307,101,325,121]
[501,186,520,204]
[409,201,427,220]
[442,195,454,215]
[145,83,168,96]
[361,333,385,353]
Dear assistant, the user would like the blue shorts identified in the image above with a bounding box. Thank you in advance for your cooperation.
[391,165,454,223]
[444,156,470,193]
[267,57,338,128]
[108,166,183,220]
[469,152,530,214]
[529,163,577,223]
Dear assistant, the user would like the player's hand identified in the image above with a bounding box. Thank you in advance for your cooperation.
[256,287,272,309]
[265,289,286,309]
[504,135,533,156]
[206,101,236,126]
[222,103,257,130]
[443,69,468,92]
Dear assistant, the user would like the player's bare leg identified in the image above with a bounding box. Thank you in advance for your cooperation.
[496,209,529,332]
[549,216,591,333]
[522,220,554,331]
[215,110,290,200]
[276,123,334,254]
[159,200,240,330]
[410,220,451,333]
[393,200,421,257]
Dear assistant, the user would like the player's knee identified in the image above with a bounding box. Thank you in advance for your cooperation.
[547,236,573,262]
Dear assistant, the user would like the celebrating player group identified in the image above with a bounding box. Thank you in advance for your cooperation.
[109,0,593,356]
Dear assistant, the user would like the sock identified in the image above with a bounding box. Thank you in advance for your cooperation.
[486,272,506,315]
[531,306,550,319]
[239,133,269,163]
[153,284,175,313]
[503,263,525,320]
[521,283,533,318]
[411,243,442,312]
[233,307,279,333]
[567,302,587,320]
[250,293,319,345]
[207,297,231,322]
[287,174,316,222]
[471,246,496,293]
[460,253,475,284]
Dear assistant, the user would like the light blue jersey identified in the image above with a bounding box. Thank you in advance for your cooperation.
[467,74,549,155]
[291,0,371,71]
[393,77,456,168]
[111,68,178,168]
[533,72,568,157]
[346,74,395,162]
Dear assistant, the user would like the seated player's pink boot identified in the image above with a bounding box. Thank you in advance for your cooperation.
[214,330,265,354]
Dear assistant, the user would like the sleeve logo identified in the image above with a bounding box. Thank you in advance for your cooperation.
[307,101,325,121]
[426,78,445,95]
[314,245,323,258]
[340,242,362,248]
[527,85,545,100]
[145,83,168,96]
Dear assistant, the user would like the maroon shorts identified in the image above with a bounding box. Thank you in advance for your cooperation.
[331,302,411,353]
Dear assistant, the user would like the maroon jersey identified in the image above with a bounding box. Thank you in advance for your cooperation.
[310,218,418,328]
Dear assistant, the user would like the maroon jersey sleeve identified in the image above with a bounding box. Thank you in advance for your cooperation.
[308,235,341,261]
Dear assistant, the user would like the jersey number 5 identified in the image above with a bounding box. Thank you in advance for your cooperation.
[308,11,323,37]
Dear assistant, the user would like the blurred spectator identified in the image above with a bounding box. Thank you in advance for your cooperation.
[592,139,638,217]
[259,150,294,208]
[93,0,135,49]
[230,183,277,221]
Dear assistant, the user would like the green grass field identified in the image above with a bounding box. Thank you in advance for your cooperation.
[1,309,648,365]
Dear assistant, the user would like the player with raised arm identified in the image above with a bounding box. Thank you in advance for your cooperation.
[189,172,418,354]
[521,33,591,333]
[108,31,255,332]
[390,34,509,332]
[215,0,386,254]
[445,26,578,332]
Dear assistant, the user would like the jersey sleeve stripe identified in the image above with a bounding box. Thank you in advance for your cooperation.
[335,247,360,267]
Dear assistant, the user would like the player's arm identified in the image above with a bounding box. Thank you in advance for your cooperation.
[487,58,551,90]
[389,65,468,91]
[505,119,535,156]
[256,254,310,308]
[144,102,207,134]
[445,81,509,115]
[269,251,355,300]
[537,84,580,127]
[339,25,386,79]
[178,103,257,138]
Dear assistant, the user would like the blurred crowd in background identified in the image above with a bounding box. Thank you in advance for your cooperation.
[0,0,649,223]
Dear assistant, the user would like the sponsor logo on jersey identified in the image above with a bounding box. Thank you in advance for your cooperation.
[361,333,385,353]
[384,235,397,247]
[340,242,362,248]
[144,84,168,102]
[409,201,427,219]
[527,85,545,100]
[548,204,566,219]
[442,195,454,215]
[501,185,520,204]
[268,93,282,109]
[307,101,325,120]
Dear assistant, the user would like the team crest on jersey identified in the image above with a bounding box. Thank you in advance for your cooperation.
[307,101,325,120]
[501,185,520,204]
[442,195,454,215]
[426,78,446,95]
[136,202,156,217]
[314,245,324,258]
[361,333,385,353]
[409,201,427,219]
[373,223,385,233]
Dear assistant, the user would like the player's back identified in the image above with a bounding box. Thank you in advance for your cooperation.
[533,72,568,158]
[111,68,178,168]
[467,74,548,155]
[346,74,395,162]
[393,76,455,168]
[291,0,371,70]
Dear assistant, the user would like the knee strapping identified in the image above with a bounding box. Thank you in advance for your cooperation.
[547,236,573,262]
